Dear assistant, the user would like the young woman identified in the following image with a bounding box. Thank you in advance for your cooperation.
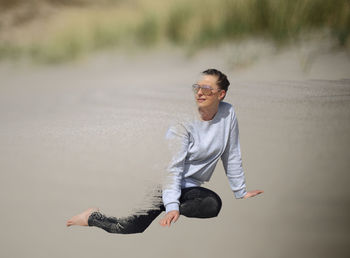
[66,69,263,233]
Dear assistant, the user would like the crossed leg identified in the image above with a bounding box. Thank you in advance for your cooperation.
[66,186,222,234]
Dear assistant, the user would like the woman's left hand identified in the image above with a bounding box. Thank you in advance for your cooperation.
[243,190,264,199]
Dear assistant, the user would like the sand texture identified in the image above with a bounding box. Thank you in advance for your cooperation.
[0,45,350,258]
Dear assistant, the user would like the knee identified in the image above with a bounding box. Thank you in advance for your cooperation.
[201,196,222,217]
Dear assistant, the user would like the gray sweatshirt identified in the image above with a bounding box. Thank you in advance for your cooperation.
[162,101,247,213]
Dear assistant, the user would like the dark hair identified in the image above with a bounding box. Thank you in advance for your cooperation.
[202,68,230,92]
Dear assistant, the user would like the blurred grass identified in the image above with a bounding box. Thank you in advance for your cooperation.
[0,0,349,63]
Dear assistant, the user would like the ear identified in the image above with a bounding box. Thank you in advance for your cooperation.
[218,90,226,101]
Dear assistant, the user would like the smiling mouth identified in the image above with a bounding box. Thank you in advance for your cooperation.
[197,98,206,103]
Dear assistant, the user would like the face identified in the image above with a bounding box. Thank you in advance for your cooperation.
[194,75,226,109]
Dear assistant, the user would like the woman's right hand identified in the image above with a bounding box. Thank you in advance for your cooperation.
[160,210,180,227]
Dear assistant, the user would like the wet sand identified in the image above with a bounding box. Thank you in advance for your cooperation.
[0,45,350,258]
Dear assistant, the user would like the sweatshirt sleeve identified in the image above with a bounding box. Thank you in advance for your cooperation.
[162,124,189,213]
[221,110,247,199]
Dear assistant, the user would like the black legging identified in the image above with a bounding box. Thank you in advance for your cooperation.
[87,186,222,234]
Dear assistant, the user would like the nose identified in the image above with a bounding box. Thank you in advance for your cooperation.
[197,87,204,96]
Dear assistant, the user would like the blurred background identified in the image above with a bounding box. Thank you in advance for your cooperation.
[0,0,349,63]
[0,1,349,258]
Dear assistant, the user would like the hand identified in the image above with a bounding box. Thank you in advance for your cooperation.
[243,190,264,199]
[160,210,180,227]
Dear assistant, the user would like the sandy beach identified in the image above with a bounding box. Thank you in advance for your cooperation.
[0,44,349,258]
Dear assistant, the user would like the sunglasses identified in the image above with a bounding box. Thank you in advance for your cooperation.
[192,84,222,96]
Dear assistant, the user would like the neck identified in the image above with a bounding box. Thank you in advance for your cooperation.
[198,104,219,121]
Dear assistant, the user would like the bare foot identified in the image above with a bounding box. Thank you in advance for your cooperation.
[66,207,99,227]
